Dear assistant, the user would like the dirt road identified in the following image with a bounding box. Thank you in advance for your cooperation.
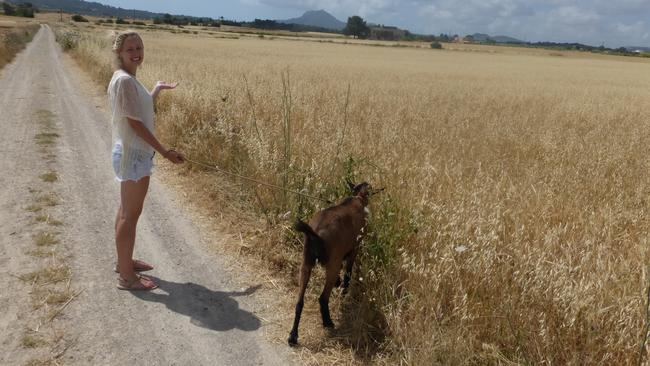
[0,25,295,365]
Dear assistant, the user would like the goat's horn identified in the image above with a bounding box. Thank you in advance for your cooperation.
[370,188,385,196]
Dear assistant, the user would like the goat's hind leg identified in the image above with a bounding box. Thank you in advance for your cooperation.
[319,263,340,328]
[288,263,313,346]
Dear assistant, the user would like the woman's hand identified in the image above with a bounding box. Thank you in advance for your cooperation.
[155,81,178,91]
[163,149,185,164]
[151,81,178,101]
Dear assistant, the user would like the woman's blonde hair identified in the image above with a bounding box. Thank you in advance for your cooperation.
[111,31,141,70]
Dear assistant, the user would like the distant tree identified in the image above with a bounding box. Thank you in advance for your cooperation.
[115,18,129,24]
[3,2,35,17]
[343,15,369,39]
[2,3,16,16]
[18,3,34,17]
[162,13,173,24]
[71,14,88,22]
[153,17,162,24]
[437,33,451,42]
[220,19,241,26]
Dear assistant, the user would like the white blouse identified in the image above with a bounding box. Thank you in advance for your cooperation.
[107,70,155,175]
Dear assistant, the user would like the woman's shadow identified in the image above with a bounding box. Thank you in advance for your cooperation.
[131,276,262,332]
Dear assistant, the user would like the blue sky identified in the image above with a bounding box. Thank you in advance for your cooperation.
[95,0,650,47]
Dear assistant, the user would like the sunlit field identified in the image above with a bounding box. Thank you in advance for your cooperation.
[56,21,650,364]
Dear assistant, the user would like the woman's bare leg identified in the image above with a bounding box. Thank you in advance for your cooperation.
[115,176,151,284]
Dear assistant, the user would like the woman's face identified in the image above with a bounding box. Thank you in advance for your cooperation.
[118,35,144,71]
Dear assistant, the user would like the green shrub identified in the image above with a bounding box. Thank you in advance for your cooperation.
[430,41,442,49]
[71,14,88,22]
[55,30,80,51]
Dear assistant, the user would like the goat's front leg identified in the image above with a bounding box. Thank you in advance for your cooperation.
[342,249,358,295]
[319,264,340,328]
[288,263,312,346]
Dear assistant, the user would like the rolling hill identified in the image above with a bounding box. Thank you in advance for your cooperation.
[7,0,167,20]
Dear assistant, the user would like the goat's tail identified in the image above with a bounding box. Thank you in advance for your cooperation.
[294,220,328,265]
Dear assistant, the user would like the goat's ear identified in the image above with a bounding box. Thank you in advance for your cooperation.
[346,180,356,193]
[353,182,372,196]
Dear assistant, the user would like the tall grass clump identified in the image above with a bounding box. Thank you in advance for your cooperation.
[54,26,112,83]
[60,26,650,364]
[0,23,39,69]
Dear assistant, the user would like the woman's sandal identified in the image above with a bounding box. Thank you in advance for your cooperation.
[117,275,158,291]
[113,259,154,273]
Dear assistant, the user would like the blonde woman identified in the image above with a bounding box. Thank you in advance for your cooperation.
[108,31,184,291]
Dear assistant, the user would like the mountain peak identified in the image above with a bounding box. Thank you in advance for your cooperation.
[279,9,346,31]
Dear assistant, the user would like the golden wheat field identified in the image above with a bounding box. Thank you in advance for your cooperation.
[55,22,650,365]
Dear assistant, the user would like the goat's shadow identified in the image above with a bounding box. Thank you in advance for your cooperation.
[131,276,262,332]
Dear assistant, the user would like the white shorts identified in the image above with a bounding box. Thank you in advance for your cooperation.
[111,144,154,182]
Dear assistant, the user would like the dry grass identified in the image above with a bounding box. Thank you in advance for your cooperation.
[34,232,59,246]
[34,132,59,146]
[26,204,42,213]
[35,214,63,226]
[28,248,56,258]
[39,171,58,182]
[21,265,71,285]
[21,334,48,349]
[0,16,39,69]
[25,358,59,366]
[58,23,650,365]
[37,193,60,207]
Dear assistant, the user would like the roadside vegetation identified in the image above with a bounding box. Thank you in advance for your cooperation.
[0,16,39,70]
[55,22,649,365]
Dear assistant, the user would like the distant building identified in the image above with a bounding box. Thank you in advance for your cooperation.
[453,35,470,44]
[369,25,406,41]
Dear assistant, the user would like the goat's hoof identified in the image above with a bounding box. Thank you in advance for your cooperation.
[323,320,335,328]
[288,334,298,346]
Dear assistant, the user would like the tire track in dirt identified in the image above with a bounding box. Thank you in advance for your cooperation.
[0,25,75,365]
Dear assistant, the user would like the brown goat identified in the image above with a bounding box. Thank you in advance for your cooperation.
[288,182,375,346]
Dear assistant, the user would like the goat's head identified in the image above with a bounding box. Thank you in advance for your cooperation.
[346,181,380,206]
